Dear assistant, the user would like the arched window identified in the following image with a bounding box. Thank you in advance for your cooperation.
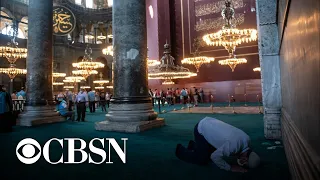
[0,11,26,39]
[75,0,81,5]
[86,0,93,8]
[1,26,25,39]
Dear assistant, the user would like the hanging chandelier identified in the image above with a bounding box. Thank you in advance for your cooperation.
[0,23,27,64]
[102,45,113,56]
[72,69,98,79]
[147,58,161,67]
[63,79,81,83]
[85,33,94,40]
[162,79,175,85]
[97,33,106,40]
[95,86,104,90]
[65,76,85,83]
[106,85,113,89]
[0,64,27,80]
[72,44,104,74]
[53,73,66,78]
[148,42,197,80]
[63,86,74,89]
[93,72,109,86]
[53,82,64,86]
[253,67,261,72]
[80,86,90,89]
[202,0,257,56]
[181,38,215,72]
[218,55,247,72]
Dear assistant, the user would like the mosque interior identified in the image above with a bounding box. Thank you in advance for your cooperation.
[0,0,319,179]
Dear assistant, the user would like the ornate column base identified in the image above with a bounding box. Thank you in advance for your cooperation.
[18,106,65,127]
[95,103,165,133]
[264,107,282,140]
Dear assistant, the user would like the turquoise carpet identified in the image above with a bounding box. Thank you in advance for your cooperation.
[0,109,290,180]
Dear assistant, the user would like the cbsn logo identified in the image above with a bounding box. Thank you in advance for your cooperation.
[16,138,128,164]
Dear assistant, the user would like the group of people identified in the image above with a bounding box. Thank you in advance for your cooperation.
[54,88,112,122]
[149,87,205,106]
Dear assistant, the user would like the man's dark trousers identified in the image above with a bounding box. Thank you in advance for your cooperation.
[76,102,86,121]
[89,101,95,113]
[176,123,216,165]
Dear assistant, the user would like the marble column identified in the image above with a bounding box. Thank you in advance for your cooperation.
[95,0,164,133]
[19,0,63,126]
[256,0,282,139]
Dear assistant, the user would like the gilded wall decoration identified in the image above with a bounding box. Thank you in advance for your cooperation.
[53,6,76,36]
[195,13,245,32]
[195,0,244,17]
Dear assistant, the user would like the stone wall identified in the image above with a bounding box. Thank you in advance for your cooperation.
[278,0,320,179]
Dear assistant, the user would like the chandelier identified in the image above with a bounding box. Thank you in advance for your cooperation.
[0,64,27,80]
[162,79,175,85]
[63,86,74,89]
[147,59,161,67]
[85,33,94,40]
[218,55,247,72]
[65,76,85,82]
[97,33,106,40]
[53,82,64,86]
[63,79,81,83]
[80,86,90,89]
[72,44,104,75]
[202,0,257,56]
[106,85,113,89]
[253,67,261,72]
[181,38,215,72]
[0,23,27,64]
[53,73,66,78]
[93,72,109,86]
[102,45,113,56]
[95,86,104,90]
[148,43,197,80]
[72,69,98,79]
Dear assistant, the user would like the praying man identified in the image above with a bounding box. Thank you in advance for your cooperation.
[175,117,261,173]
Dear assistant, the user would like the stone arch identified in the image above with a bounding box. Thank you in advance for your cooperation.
[95,56,111,80]
[0,7,14,19]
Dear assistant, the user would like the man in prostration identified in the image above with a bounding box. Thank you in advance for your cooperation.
[175,117,260,173]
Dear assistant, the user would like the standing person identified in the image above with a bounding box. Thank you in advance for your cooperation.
[0,85,13,132]
[193,87,199,107]
[76,89,88,122]
[100,92,107,112]
[105,92,111,108]
[175,88,180,104]
[199,88,204,103]
[175,117,260,172]
[17,87,26,99]
[95,91,100,109]
[160,90,165,106]
[154,89,161,106]
[166,88,173,105]
[11,90,17,100]
[149,89,154,107]
[87,89,96,113]
[66,90,74,111]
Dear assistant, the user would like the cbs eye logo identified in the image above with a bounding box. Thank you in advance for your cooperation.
[16,138,41,164]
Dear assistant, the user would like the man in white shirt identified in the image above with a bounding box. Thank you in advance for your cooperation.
[75,89,88,122]
[175,117,260,173]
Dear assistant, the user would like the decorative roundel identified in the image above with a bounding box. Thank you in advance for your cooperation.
[53,6,76,36]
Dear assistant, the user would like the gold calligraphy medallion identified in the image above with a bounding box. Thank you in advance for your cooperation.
[53,6,76,36]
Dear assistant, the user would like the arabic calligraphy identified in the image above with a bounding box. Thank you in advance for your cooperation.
[53,6,76,36]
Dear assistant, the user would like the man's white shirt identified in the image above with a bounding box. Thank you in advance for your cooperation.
[197,117,250,171]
